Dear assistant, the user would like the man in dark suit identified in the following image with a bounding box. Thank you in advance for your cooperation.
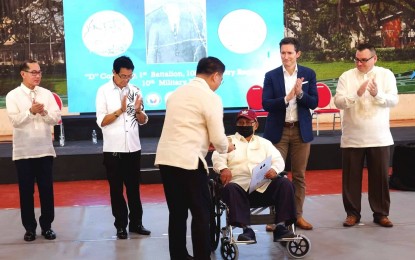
[145,2,206,64]
[262,37,318,230]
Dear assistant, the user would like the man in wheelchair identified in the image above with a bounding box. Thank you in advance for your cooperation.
[212,109,297,243]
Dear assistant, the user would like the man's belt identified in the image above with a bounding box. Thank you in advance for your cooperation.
[284,121,299,128]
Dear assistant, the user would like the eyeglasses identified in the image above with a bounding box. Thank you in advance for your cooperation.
[24,70,42,76]
[117,73,133,80]
[354,56,375,63]
[236,120,256,126]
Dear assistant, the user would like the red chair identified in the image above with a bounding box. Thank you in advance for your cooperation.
[52,92,65,145]
[246,85,268,117]
[312,83,341,136]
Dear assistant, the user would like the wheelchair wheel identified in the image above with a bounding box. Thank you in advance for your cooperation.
[209,179,221,251]
[285,235,311,259]
[220,240,239,260]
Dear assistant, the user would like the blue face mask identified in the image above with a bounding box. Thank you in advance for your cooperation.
[236,126,254,138]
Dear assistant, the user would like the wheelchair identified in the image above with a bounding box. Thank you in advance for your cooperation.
[208,173,311,259]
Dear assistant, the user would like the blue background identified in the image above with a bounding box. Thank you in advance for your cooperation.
[63,0,284,112]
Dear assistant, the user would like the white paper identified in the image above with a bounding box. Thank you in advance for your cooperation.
[249,156,272,194]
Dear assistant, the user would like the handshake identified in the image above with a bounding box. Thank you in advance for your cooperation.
[208,136,235,153]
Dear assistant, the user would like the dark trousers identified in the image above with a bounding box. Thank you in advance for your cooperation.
[15,156,55,232]
[221,177,297,227]
[342,146,391,219]
[103,151,143,229]
[160,161,211,260]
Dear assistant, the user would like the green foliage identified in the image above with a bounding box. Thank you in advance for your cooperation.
[0,0,64,45]
[300,60,415,94]
[301,48,415,63]
[301,61,354,80]
[302,60,415,81]
[0,74,66,96]
[285,0,415,61]
[376,61,415,74]
[38,75,67,95]
[376,48,415,61]
[300,50,355,62]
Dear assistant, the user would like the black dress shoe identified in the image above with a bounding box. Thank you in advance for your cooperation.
[237,228,256,243]
[24,230,36,242]
[116,228,128,239]
[273,225,294,242]
[129,225,151,235]
[41,229,56,240]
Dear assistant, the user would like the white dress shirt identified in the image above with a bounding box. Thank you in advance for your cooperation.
[6,84,61,160]
[96,80,148,153]
[212,133,285,193]
[155,77,228,172]
[283,65,299,122]
[334,66,399,147]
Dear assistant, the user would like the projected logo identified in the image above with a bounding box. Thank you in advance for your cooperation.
[145,93,162,107]
[218,9,267,54]
[82,11,133,57]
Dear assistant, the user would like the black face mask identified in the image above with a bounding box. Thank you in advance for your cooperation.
[236,126,254,138]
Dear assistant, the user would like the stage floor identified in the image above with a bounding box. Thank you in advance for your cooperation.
[0,192,414,260]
